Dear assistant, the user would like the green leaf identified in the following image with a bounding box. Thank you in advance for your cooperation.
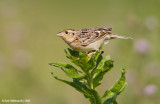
[79,52,89,62]
[89,89,102,104]
[93,71,105,88]
[49,62,82,78]
[65,49,87,70]
[52,74,102,104]
[73,79,102,104]
[97,56,112,70]
[78,52,90,71]
[65,48,97,71]
[65,49,82,67]
[92,56,113,77]
[83,56,96,71]
[103,94,117,104]
[67,48,79,58]
[65,48,105,72]
[89,46,104,67]
[103,69,128,98]
[94,51,104,68]
[85,50,104,71]
[52,75,91,97]
[92,57,113,88]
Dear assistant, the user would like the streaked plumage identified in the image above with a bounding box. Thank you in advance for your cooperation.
[57,28,132,52]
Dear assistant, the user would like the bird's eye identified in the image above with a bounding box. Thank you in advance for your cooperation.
[65,31,68,34]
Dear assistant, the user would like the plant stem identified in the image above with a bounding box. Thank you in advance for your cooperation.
[86,71,93,89]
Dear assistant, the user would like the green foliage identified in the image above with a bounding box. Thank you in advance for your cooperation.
[49,62,82,78]
[49,46,128,104]
[102,69,128,104]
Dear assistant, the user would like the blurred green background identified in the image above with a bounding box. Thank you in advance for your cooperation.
[0,0,160,104]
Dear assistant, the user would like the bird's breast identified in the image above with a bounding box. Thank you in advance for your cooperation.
[70,38,105,52]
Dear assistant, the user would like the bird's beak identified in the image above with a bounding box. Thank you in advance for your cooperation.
[56,33,62,37]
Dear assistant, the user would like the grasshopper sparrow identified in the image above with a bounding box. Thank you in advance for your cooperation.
[57,28,132,52]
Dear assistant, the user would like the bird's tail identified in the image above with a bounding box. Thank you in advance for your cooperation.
[108,34,133,40]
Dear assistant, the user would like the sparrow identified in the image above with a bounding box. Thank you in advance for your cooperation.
[57,28,132,52]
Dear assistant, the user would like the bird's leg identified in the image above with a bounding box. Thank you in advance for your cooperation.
[87,50,96,57]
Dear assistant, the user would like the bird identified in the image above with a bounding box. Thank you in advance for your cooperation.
[57,28,132,52]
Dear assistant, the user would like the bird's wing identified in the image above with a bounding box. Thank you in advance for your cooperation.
[74,28,112,46]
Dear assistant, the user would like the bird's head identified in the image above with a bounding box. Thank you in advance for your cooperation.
[57,29,75,43]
